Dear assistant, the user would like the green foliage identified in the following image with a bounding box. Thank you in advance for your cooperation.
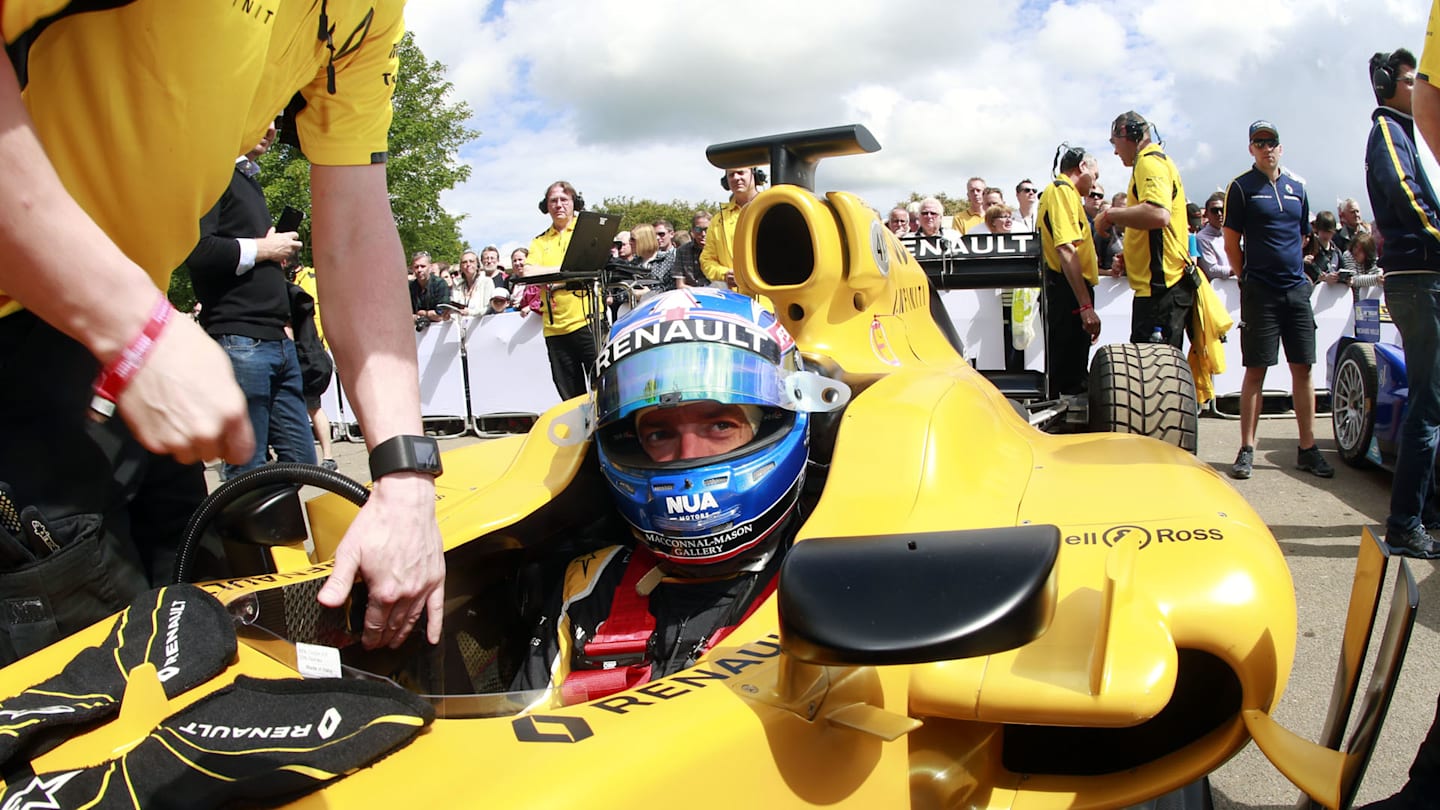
[899,191,967,215]
[593,197,729,232]
[256,31,477,264]
[167,264,196,313]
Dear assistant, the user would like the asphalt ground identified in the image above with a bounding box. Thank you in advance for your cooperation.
[1193,406,1433,809]
[210,405,1431,807]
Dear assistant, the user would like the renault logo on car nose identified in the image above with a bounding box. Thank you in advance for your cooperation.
[512,714,594,744]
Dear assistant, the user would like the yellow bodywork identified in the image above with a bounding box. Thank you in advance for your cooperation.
[3,182,1305,808]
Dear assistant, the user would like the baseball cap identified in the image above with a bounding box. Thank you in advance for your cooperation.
[1186,203,1202,227]
[1248,120,1279,141]
[490,289,511,300]
[614,230,631,245]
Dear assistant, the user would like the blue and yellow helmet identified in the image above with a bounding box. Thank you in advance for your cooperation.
[593,288,849,577]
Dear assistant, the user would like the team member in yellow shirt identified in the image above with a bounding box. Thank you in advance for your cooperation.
[1094,111,1196,348]
[1037,146,1102,397]
[0,1,443,657]
[701,167,766,286]
[525,180,598,400]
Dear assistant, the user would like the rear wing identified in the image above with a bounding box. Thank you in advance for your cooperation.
[899,233,1043,291]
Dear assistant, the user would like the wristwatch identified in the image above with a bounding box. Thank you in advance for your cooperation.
[368,435,443,481]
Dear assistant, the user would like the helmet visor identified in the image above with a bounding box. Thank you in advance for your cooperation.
[595,341,798,428]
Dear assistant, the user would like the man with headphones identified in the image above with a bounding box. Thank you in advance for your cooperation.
[701,167,767,288]
[1094,111,1196,352]
[1037,145,1102,398]
[1363,48,1440,560]
[523,180,598,401]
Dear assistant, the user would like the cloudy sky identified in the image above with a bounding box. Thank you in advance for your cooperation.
[403,0,1431,260]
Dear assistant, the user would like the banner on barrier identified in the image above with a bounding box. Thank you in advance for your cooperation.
[321,279,1369,429]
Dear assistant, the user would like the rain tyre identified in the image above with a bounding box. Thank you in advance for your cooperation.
[1088,343,1198,453]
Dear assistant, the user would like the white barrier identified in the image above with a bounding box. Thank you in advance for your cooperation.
[321,281,1365,433]
[464,312,560,415]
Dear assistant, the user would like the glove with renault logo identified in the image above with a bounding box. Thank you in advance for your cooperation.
[0,584,235,765]
[0,675,434,809]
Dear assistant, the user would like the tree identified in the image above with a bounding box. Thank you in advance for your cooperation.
[593,197,729,232]
[257,31,477,265]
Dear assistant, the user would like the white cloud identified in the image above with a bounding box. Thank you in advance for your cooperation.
[403,0,1433,254]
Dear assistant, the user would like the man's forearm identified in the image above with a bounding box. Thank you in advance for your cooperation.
[0,56,157,361]
[1056,244,1090,306]
[1223,232,1244,281]
[311,164,423,444]
[1108,202,1170,232]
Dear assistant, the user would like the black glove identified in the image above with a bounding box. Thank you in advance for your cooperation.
[1,676,433,809]
[0,584,235,765]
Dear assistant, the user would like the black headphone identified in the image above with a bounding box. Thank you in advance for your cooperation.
[720,167,768,192]
[1372,51,1398,100]
[1112,112,1148,143]
[538,182,586,214]
[1053,143,1087,175]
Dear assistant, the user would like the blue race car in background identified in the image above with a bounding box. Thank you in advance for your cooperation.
[1329,297,1406,468]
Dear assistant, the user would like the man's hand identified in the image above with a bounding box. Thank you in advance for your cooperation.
[1093,209,1112,235]
[1081,308,1101,343]
[256,227,302,263]
[117,313,254,464]
[317,472,445,649]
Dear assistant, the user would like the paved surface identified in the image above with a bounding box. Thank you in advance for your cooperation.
[210,407,1432,806]
[1194,407,1433,809]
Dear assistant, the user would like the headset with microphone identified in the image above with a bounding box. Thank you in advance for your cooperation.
[720,167,768,192]
[538,181,586,215]
[1371,51,1398,100]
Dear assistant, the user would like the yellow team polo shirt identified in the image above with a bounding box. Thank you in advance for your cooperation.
[528,218,593,337]
[951,209,984,235]
[1038,175,1099,286]
[1421,0,1440,84]
[0,0,403,318]
[700,200,743,282]
[1122,143,1190,295]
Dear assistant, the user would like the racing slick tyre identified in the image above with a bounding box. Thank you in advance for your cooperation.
[1332,341,1378,469]
[1088,342,1198,453]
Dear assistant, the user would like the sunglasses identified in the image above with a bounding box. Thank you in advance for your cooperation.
[1087,192,1105,199]
[1251,138,1280,149]
[692,226,707,233]
[1019,187,1038,194]
[1206,207,1223,214]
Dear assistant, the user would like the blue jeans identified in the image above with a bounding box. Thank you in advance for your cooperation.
[1384,274,1440,533]
[218,335,316,479]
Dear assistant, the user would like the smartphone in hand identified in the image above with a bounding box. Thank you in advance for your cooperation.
[276,206,304,234]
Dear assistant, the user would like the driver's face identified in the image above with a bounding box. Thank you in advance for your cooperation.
[637,402,755,463]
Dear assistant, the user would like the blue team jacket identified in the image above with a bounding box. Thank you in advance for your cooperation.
[1365,106,1440,272]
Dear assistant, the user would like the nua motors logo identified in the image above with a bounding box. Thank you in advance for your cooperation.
[665,491,718,516]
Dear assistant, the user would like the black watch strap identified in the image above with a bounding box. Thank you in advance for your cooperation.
[368,435,443,480]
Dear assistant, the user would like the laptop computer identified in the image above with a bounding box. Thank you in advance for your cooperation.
[559,211,623,272]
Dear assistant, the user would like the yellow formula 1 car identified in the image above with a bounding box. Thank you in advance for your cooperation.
[0,126,1420,809]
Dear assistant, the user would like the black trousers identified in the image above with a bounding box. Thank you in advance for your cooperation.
[1044,271,1094,397]
[1130,282,1195,348]
[0,311,204,663]
[545,326,598,401]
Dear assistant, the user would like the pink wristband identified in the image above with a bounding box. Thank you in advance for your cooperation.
[90,294,173,420]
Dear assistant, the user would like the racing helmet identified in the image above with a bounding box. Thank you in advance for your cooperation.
[593,288,849,578]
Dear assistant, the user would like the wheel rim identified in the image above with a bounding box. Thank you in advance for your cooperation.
[1333,358,1368,452]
